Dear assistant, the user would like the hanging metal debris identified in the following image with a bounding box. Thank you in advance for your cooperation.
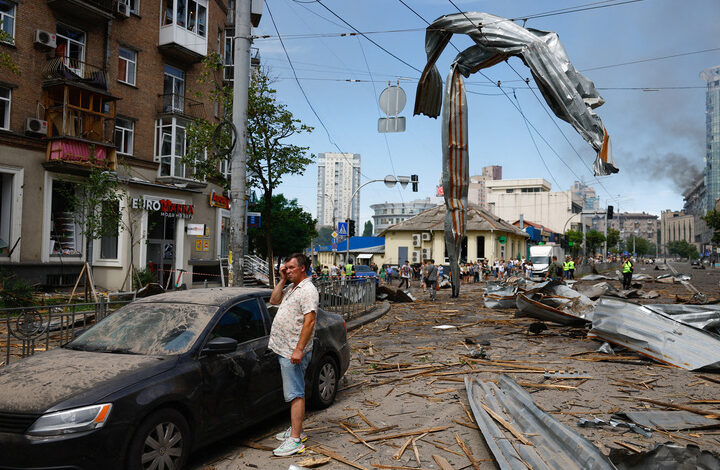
[414,12,616,297]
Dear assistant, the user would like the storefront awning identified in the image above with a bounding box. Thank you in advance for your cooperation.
[357,254,373,259]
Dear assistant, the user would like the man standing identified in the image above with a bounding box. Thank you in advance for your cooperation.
[563,257,571,279]
[426,259,438,301]
[622,256,634,290]
[568,257,575,280]
[269,253,318,456]
[398,260,411,289]
[545,255,564,281]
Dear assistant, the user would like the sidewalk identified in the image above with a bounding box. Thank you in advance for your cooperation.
[346,300,391,331]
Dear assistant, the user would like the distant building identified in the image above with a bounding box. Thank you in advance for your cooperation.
[607,212,658,244]
[486,178,583,234]
[370,197,439,235]
[701,65,720,212]
[682,176,712,252]
[316,153,361,227]
[660,210,698,254]
[468,165,502,209]
[570,181,600,211]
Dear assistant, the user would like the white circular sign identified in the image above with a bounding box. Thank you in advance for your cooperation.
[378,85,406,117]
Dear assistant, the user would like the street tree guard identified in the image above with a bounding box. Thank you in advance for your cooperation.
[415,12,617,297]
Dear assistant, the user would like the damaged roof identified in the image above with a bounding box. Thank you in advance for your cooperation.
[379,204,528,237]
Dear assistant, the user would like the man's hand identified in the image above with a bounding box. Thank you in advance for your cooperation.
[290,348,303,364]
[279,264,288,281]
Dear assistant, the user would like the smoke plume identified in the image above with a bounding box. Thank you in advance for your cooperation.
[631,152,702,192]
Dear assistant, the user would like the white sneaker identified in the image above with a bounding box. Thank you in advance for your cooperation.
[275,426,308,442]
[273,437,305,456]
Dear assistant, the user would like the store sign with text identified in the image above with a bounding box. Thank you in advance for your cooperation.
[209,190,231,209]
[131,197,194,219]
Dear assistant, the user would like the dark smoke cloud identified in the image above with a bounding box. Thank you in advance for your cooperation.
[630,152,702,191]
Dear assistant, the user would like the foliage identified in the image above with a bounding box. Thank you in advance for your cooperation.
[606,228,620,250]
[585,230,606,254]
[0,28,19,76]
[132,268,156,290]
[0,271,34,308]
[58,163,126,266]
[362,220,373,237]
[702,209,720,244]
[248,194,317,260]
[565,230,583,256]
[313,226,334,246]
[667,240,699,259]
[622,236,655,257]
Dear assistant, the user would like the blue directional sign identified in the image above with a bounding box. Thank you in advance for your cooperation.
[331,238,338,252]
[338,222,348,237]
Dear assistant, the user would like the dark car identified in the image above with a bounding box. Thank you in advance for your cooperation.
[0,288,350,470]
[353,264,378,284]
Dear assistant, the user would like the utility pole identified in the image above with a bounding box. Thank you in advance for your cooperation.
[229,0,252,286]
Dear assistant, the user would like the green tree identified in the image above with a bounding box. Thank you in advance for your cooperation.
[625,235,653,256]
[668,240,699,259]
[702,209,720,244]
[184,59,313,273]
[585,230,606,254]
[362,220,373,237]
[313,226,334,246]
[248,194,317,262]
[0,27,19,76]
[59,165,126,299]
[606,228,620,251]
[566,230,583,256]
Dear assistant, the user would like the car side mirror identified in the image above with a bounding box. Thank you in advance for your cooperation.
[203,337,238,355]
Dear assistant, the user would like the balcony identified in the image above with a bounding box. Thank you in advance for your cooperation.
[47,0,114,23]
[41,57,109,92]
[157,94,206,120]
[159,0,209,63]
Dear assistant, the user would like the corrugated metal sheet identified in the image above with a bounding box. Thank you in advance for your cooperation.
[589,298,720,370]
[465,374,617,470]
[516,292,588,326]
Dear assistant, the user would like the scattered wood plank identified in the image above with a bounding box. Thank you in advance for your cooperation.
[392,436,414,461]
[454,432,481,470]
[360,426,452,443]
[296,456,332,467]
[412,432,428,467]
[634,398,720,419]
[239,440,274,451]
[308,446,369,470]
[432,454,455,470]
[339,422,376,451]
[614,440,643,453]
[452,418,479,430]
[480,404,533,446]
[514,381,577,391]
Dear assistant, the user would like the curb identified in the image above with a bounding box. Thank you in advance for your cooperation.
[346,301,391,331]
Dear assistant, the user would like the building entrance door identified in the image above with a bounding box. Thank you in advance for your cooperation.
[147,212,177,286]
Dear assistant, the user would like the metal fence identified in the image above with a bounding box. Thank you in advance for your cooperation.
[0,294,133,367]
[313,277,376,321]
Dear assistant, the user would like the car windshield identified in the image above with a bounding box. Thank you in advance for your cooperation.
[66,302,217,355]
[530,256,550,265]
[354,265,371,273]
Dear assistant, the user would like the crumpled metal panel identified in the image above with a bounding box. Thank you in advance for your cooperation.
[465,374,618,470]
[612,443,720,470]
[516,292,590,325]
[483,281,518,309]
[616,411,720,431]
[644,304,720,333]
[414,12,616,176]
[589,298,720,370]
[414,11,616,298]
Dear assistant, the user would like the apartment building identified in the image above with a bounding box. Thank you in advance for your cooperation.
[316,152,361,227]
[0,0,241,290]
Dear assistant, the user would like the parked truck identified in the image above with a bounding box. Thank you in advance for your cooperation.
[529,244,565,279]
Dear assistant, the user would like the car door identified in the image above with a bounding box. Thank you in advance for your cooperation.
[199,297,271,435]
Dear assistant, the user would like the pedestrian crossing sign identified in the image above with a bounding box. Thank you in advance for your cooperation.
[338,222,348,237]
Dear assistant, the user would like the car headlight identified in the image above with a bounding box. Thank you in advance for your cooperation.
[26,404,112,436]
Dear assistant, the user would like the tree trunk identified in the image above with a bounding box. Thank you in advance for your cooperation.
[263,191,274,286]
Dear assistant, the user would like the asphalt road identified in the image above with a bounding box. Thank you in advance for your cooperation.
[190,263,720,470]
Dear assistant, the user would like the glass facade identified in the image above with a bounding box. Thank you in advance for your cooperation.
[701,66,720,212]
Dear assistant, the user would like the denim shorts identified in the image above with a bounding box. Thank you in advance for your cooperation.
[279,351,313,402]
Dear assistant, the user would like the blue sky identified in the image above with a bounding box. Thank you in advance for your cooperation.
[251,0,720,227]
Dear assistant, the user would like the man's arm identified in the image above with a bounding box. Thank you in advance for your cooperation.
[290,311,316,364]
[269,265,287,305]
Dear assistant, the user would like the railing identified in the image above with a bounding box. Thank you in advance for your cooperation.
[313,277,376,321]
[244,254,270,284]
[158,94,206,120]
[41,57,109,91]
[0,293,134,367]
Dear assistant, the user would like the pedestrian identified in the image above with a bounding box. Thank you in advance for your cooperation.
[622,256,634,289]
[379,266,386,284]
[545,256,564,281]
[568,257,575,280]
[268,253,318,456]
[563,256,571,279]
[421,261,428,292]
[426,259,438,300]
[398,260,411,289]
[344,259,354,279]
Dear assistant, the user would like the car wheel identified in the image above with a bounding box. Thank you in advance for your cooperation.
[127,408,191,470]
[311,355,339,409]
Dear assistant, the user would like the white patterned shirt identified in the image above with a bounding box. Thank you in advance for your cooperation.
[268,277,319,359]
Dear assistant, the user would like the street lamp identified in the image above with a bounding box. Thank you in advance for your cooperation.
[345,175,416,263]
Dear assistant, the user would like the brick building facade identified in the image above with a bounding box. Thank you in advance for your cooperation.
[0,0,238,290]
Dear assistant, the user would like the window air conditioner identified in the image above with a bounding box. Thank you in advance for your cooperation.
[422,248,431,259]
[25,117,48,136]
[411,251,420,263]
[116,2,131,17]
[34,30,56,49]
[421,232,431,241]
[412,234,421,247]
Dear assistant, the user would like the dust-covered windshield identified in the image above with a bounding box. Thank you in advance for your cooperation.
[530,256,550,266]
[67,302,218,355]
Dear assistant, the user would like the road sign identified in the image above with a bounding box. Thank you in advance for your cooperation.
[331,231,338,239]
[331,238,338,251]
[247,212,261,228]
[338,222,348,237]
[378,116,406,133]
[498,236,507,244]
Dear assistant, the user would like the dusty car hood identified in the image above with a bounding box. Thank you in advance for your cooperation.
[0,348,175,414]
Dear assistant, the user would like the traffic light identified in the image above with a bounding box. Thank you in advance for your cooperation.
[349,219,356,237]
[411,174,419,192]
[607,205,614,219]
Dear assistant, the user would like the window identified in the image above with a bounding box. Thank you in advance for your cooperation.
[210,299,266,344]
[165,0,207,36]
[118,47,136,86]
[0,1,15,43]
[155,116,203,179]
[49,180,82,257]
[114,117,134,155]
[56,24,86,75]
[127,0,139,15]
[99,201,119,260]
[0,170,16,256]
[0,86,9,130]
[163,65,185,112]
[224,28,234,81]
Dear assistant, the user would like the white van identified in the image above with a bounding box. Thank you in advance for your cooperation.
[529,244,565,279]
